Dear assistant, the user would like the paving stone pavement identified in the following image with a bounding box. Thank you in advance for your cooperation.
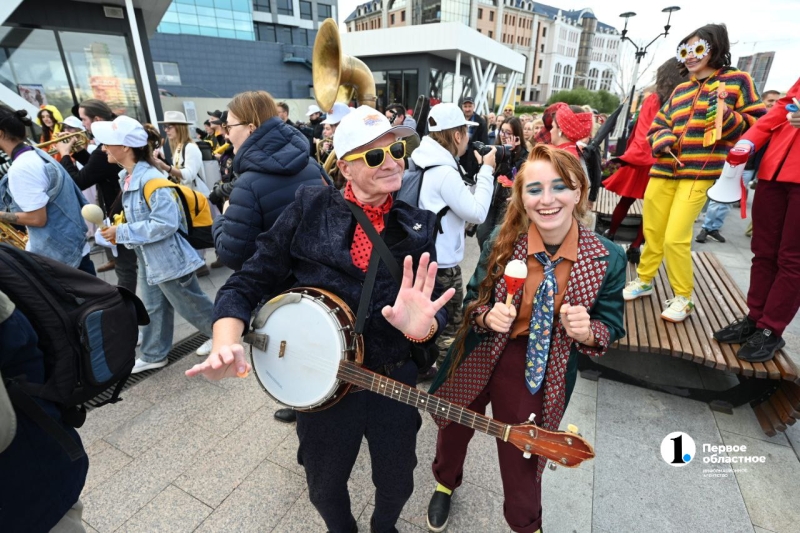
[79,208,800,533]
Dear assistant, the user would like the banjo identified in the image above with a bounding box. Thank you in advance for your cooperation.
[243,287,595,468]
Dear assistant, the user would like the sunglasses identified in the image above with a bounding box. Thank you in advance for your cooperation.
[342,140,406,168]
[676,39,711,63]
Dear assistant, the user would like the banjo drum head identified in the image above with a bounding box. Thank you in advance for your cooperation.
[251,294,345,409]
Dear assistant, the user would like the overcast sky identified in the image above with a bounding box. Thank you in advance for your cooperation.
[337,0,799,94]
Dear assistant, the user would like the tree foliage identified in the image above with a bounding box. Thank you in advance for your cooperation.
[545,88,621,114]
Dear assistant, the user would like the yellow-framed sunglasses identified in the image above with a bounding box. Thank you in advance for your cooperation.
[342,140,406,168]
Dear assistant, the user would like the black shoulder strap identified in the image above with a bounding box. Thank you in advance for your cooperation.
[344,200,402,283]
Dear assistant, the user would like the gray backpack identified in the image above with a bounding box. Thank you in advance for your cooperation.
[396,160,448,234]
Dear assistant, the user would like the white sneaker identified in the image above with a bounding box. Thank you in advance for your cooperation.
[196,338,213,357]
[131,358,167,374]
[136,331,143,347]
[623,278,654,301]
[661,296,695,323]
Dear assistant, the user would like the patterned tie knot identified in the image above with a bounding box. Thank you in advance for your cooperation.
[533,252,563,288]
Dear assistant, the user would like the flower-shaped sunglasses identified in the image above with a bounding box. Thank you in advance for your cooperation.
[676,39,711,63]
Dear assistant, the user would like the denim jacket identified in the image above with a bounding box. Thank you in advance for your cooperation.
[0,147,87,268]
[115,161,203,285]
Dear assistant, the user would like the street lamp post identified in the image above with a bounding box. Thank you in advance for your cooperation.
[617,6,680,151]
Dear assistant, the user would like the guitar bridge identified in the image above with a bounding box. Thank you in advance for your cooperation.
[242,332,269,352]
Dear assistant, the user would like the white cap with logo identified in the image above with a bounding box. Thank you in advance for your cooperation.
[305,104,322,116]
[333,105,417,158]
[62,116,85,131]
[91,115,149,147]
[322,102,353,125]
[427,103,478,132]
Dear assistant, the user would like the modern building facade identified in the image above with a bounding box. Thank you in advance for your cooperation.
[737,51,774,94]
[1,0,168,126]
[345,0,621,104]
[149,0,337,98]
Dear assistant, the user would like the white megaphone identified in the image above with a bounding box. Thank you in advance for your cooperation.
[707,145,751,204]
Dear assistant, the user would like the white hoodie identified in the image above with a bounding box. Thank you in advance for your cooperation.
[411,136,494,269]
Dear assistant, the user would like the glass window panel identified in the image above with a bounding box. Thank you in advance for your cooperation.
[308,29,317,43]
[158,22,181,33]
[162,11,180,23]
[217,18,235,29]
[231,0,250,11]
[402,70,418,109]
[199,26,219,37]
[318,4,332,20]
[218,29,237,38]
[293,28,307,46]
[214,0,233,9]
[236,30,254,40]
[56,30,145,121]
[300,1,313,20]
[180,25,201,34]
[0,28,73,122]
[254,0,271,12]
[196,6,216,16]
[234,19,252,31]
[178,14,199,26]
[233,11,251,21]
[197,16,217,27]
[216,8,234,18]
[277,25,292,43]
[277,0,293,15]
[195,0,214,6]
[175,3,197,14]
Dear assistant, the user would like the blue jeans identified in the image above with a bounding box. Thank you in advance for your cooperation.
[138,264,214,363]
[702,170,754,232]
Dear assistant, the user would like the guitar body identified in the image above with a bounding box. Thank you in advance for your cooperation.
[245,287,595,467]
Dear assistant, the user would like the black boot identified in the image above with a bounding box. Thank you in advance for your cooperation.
[427,490,452,532]
[273,408,297,423]
[370,516,398,533]
[714,316,758,344]
[737,329,785,363]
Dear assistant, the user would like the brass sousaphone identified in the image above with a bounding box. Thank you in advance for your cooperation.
[312,18,377,174]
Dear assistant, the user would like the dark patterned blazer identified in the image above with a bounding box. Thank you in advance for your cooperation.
[429,224,626,479]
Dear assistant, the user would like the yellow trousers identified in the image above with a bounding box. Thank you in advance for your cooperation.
[637,178,713,298]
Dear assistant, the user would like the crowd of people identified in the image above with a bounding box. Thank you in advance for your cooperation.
[0,19,798,533]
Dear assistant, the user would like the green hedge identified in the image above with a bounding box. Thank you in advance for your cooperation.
[511,105,546,115]
[545,88,620,114]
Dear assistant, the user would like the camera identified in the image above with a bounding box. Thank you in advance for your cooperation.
[473,141,513,165]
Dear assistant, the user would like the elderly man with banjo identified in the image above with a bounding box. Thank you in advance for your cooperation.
[187,106,455,533]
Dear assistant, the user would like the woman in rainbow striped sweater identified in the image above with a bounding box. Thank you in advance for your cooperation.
[623,23,766,322]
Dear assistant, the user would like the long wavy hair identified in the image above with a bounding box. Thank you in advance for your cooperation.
[448,144,588,376]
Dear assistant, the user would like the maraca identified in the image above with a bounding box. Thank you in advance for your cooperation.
[503,259,527,306]
[81,204,106,229]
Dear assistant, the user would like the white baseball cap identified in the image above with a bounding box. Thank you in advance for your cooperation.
[322,102,353,125]
[91,115,149,147]
[305,104,322,116]
[427,103,478,132]
[333,105,417,158]
[62,116,85,131]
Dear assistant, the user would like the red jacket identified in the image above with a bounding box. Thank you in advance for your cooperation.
[742,77,800,184]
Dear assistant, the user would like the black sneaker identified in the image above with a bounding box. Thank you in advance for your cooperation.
[626,246,641,265]
[737,329,786,363]
[707,230,726,243]
[695,229,708,243]
[714,316,758,344]
[427,490,452,532]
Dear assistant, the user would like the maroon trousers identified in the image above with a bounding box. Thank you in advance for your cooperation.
[433,338,544,533]
[748,179,800,336]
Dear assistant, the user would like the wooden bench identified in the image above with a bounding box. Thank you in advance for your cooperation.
[593,187,643,219]
[582,251,799,437]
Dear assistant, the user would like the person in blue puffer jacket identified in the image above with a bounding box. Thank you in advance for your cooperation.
[212,90,330,272]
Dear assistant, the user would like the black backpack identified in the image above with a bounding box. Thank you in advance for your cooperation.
[396,160,449,234]
[0,244,149,435]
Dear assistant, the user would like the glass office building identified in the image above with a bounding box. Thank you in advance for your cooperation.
[157,0,256,41]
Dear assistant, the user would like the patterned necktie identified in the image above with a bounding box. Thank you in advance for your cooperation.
[525,252,563,395]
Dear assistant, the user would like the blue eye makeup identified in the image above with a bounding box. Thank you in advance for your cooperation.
[525,178,571,196]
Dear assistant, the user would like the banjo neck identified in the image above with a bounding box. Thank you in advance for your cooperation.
[337,360,508,440]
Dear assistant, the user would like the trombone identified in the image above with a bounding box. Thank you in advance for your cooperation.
[35,131,89,155]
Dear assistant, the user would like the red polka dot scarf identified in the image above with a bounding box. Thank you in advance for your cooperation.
[344,182,393,272]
